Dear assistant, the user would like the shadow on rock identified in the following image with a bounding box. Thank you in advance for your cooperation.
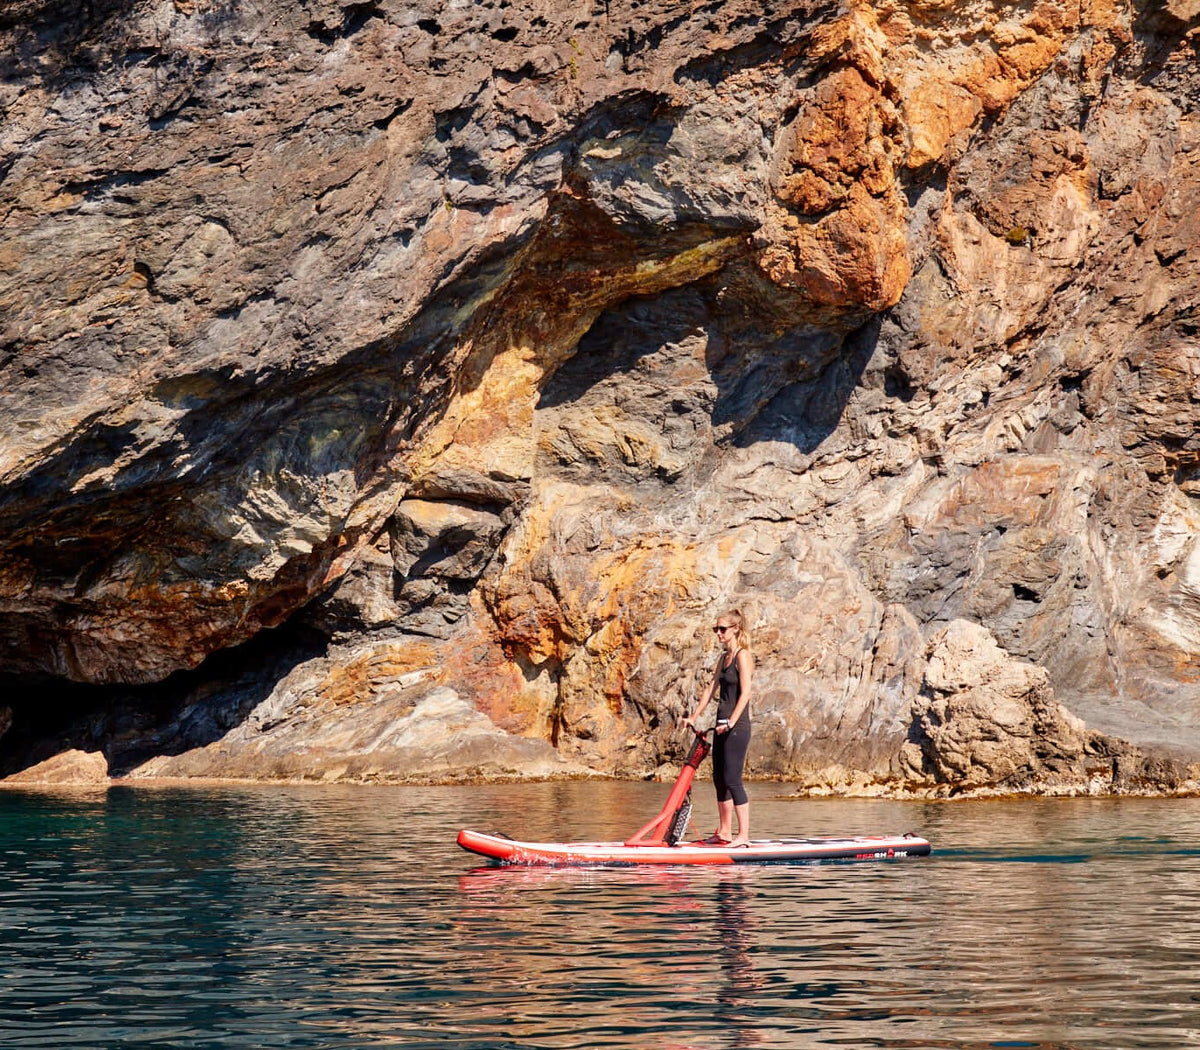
[536,281,876,485]
[1130,0,1200,80]
[2,0,161,79]
[0,620,327,780]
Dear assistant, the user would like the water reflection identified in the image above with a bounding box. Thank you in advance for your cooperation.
[715,872,765,1048]
[2,786,1200,1048]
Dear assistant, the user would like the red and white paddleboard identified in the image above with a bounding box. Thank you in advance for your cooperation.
[456,730,932,868]
[457,828,932,867]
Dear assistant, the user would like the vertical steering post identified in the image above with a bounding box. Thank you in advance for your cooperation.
[624,731,713,847]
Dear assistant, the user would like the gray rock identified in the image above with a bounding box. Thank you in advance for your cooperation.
[3,0,1200,796]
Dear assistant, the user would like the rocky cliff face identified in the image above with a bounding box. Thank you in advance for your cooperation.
[3,0,1200,794]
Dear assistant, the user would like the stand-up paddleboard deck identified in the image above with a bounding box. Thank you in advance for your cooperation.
[457,829,931,867]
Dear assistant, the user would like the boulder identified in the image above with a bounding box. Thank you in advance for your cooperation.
[900,621,1193,797]
[4,749,111,787]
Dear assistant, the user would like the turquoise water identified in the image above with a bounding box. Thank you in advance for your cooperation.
[2,782,1199,1049]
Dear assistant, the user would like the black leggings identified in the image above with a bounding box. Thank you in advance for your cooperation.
[713,721,750,806]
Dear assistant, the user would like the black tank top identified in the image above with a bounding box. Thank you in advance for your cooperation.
[717,652,747,726]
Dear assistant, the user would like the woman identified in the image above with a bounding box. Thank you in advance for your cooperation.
[682,609,754,847]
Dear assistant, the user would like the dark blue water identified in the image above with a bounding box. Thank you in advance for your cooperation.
[2,782,1199,1049]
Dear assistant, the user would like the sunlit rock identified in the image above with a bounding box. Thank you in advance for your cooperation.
[3,0,1200,793]
[3,749,110,787]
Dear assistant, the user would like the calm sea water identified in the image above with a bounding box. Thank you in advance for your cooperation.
[2,781,1199,1049]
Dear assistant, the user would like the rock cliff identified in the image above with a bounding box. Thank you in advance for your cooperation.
[2,0,1200,794]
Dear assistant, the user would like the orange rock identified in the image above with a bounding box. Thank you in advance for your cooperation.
[903,80,981,170]
[775,67,897,212]
[759,181,911,311]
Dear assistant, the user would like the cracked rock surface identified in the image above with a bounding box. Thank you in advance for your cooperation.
[2,0,1200,793]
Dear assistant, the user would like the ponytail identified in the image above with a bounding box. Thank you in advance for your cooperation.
[724,608,751,654]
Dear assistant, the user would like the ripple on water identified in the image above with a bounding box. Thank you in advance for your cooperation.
[2,789,1200,1048]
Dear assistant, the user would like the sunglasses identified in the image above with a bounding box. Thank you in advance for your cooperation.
[713,625,733,634]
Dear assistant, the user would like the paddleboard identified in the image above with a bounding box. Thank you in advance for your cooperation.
[457,828,931,867]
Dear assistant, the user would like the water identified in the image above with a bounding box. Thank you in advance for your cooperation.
[2,782,1199,1050]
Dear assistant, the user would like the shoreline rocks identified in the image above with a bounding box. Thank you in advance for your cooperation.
[4,619,1198,798]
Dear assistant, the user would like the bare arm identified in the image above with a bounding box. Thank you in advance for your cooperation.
[683,664,721,729]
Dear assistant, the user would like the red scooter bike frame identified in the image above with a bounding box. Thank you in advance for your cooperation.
[624,729,713,847]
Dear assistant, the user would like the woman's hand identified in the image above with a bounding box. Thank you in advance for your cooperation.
[680,715,695,731]
[715,719,730,735]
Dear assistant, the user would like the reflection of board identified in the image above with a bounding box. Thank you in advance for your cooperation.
[456,829,932,867]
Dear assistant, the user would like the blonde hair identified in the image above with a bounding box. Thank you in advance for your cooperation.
[718,608,752,654]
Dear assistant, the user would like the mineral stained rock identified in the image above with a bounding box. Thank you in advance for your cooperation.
[2,0,1200,793]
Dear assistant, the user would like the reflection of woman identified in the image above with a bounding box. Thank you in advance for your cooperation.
[682,609,754,847]
[715,875,764,1048]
